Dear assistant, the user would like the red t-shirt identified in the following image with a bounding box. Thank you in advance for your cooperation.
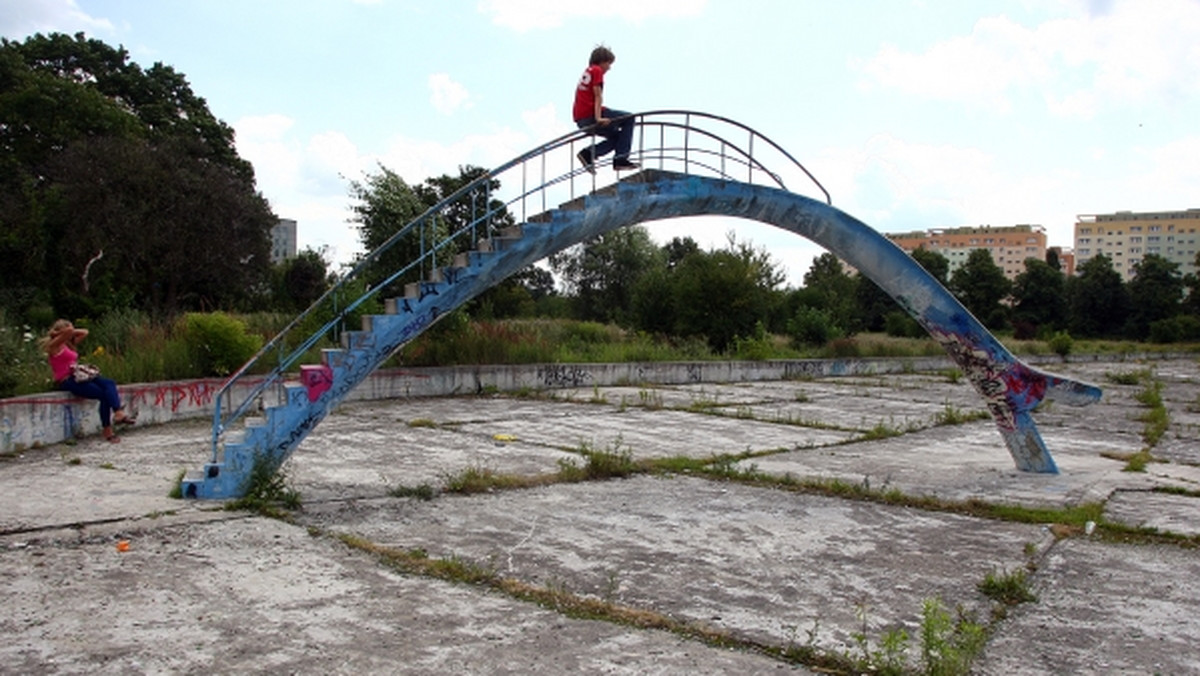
[573,64,605,121]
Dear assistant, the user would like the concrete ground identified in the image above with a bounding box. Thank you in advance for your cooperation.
[0,357,1197,674]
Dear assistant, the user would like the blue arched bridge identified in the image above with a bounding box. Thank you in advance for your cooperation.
[181,111,1101,499]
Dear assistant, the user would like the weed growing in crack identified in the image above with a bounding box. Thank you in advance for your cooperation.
[919,598,986,676]
[978,567,1038,608]
[1122,374,1169,471]
[168,469,186,499]
[589,385,607,404]
[934,403,990,426]
[226,456,301,514]
[407,418,438,428]
[861,418,906,440]
[442,465,523,494]
[637,388,664,410]
[847,599,910,676]
[1105,368,1151,386]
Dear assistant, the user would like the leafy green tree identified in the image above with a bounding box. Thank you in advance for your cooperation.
[665,235,784,352]
[799,253,858,334]
[45,135,273,316]
[662,236,701,269]
[1011,257,1066,338]
[949,248,1011,329]
[350,165,436,294]
[469,265,557,319]
[550,226,663,325]
[0,33,273,318]
[2,32,248,178]
[1046,247,1062,271]
[1183,251,1200,317]
[1124,254,1183,340]
[1066,254,1129,338]
[275,249,332,313]
[350,164,512,296]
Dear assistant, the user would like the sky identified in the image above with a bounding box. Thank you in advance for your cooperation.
[3,0,1199,287]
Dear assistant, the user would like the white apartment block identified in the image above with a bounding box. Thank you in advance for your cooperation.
[1074,209,1200,282]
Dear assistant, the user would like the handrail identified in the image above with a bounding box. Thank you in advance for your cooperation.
[208,110,831,459]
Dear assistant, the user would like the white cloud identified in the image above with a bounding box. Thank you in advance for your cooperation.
[478,0,705,31]
[234,112,550,268]
[858,0,1200,118]
[428,73,471,114]
[0,0,114,38]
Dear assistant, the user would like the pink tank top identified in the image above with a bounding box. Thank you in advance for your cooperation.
[49,346,77,383]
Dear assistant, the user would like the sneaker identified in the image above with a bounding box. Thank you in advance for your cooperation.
[613,159,639,171]
[577,149,596,174]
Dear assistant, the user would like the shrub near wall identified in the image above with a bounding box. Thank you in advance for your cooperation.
[180,312,263,377]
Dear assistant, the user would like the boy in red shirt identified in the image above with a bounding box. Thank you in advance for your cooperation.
[573,45,638,173]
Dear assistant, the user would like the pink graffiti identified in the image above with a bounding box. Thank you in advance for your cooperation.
[300,365,334,402]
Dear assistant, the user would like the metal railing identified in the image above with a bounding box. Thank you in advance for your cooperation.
[207,110,830,459]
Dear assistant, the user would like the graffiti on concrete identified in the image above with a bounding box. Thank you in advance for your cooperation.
[301,365,334,403]
[538,365,592,388]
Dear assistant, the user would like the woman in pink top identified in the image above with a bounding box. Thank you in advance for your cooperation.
[41,319,134,443]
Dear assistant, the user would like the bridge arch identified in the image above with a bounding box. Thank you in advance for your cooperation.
[183,112,1100,499]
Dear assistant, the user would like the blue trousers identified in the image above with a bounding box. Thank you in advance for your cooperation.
[59,376,123,428]
[576,108,635,161]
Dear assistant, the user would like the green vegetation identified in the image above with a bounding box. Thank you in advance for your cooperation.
[224,455,301,515]
[978,567,1038,607]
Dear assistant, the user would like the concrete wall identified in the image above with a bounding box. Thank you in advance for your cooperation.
[0,353,1165,454]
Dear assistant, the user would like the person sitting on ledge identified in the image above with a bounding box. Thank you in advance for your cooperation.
[573,44,638,173]
[40,319,135,443]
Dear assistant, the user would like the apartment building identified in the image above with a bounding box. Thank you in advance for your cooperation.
[885,225,1048,281]
[1074,209,1200,282]
[271,218,298,264]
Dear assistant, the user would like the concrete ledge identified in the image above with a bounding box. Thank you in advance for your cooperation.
[0,352,1178,453]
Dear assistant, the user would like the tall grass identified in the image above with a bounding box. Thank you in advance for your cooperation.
[6,309,1199,398]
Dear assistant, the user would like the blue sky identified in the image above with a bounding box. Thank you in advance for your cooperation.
[4,0,1199,287]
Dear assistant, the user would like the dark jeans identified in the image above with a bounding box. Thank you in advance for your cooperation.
[59,375,123,427]
[576,108,635,161]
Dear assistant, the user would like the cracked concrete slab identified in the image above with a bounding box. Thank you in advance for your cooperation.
[1,356,1197,674]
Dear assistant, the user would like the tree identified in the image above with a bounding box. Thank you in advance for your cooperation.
[637,234,784,352]
[1183,251,1200,316]
[550,226,663,324]
[350,164,512,296]
[0,33,274,317]
[1011,257,1066,338]
[1124,254,1183,339]
[949,248,1011,329]
[1066,254,1129,338]
[350,165,434,294]
[793,252,858,335]
[2,33,249,178]
[469,265,557,319]
[276,249,332,313]
[42,136,273,316]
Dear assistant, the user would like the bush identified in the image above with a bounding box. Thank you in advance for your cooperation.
[180,312,263,377]
[730,321,774,361]
[1047,330,1073,358]
[788,306,842,347]
[1148,315,1200,344]
[0,311,44,397]
[883,311,924,339]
